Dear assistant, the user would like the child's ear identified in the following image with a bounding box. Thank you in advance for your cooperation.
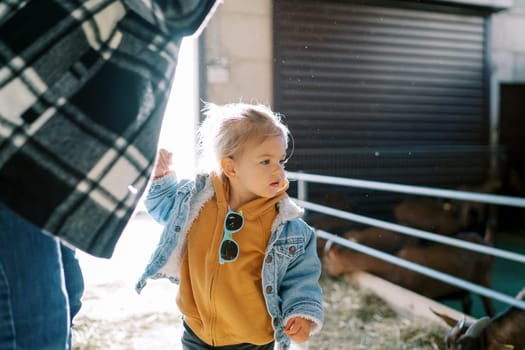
[221,157,237,178]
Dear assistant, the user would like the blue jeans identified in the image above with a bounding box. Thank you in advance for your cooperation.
[0,205,84,349]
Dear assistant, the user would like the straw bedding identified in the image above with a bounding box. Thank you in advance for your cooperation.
[73,273,448,349]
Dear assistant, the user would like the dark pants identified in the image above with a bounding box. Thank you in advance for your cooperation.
[181,322,275,350]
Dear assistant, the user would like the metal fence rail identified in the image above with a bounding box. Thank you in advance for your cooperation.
[286,171,525,311]
[288,171,525,208]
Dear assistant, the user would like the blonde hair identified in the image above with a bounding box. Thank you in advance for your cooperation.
[196,102,290,174]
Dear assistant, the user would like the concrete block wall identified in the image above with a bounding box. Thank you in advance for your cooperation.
[491,0,525,82]
[203,0,273,105]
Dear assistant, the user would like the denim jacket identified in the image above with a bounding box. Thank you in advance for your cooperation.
[136,173,323,349]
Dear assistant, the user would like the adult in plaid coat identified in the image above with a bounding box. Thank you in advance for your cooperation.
[0,1,219,348]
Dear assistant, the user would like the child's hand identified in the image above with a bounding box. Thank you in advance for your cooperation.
[283,317,311,343]
[154,148,173,179]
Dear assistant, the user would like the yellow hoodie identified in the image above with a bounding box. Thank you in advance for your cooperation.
[177,174,288,346]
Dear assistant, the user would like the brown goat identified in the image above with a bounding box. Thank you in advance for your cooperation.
[394,197,462,236]
[394,178,502,237]
[454,178,501,233]
[432,288,525,350]
[342,227,419,253]
[323,229,495,316]
[316,227,417,264]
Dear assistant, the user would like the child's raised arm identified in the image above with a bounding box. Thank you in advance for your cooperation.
[145,148,177,224]
[154,148,173,179]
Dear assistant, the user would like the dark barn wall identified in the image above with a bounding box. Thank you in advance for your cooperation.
[498,83,525,230]
[273,0,493,218]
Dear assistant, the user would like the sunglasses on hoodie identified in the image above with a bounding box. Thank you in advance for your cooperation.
[219,209,244,264]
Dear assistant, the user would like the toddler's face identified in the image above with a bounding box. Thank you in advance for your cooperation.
[232,135,287,200]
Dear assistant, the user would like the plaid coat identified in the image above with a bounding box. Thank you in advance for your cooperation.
[0,0,220,258]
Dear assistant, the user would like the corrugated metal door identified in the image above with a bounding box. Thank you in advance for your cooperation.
[273,0,491,217]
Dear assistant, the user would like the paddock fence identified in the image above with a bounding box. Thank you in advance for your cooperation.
[286,171,525,312]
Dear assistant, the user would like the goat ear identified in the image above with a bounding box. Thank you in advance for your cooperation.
[464,316,491,337]
[430,308,458,327]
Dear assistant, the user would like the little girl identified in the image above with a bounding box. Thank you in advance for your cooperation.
[136,102,323,350]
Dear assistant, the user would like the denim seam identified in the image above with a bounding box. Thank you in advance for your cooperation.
[0,262,16,349]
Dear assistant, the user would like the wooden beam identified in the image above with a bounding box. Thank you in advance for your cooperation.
[346,271,476,324]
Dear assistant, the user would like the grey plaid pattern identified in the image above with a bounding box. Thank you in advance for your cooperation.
[0,0,219,257]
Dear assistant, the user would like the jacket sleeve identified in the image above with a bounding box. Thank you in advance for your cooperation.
[144,173,179,225]
[279,221,324,335]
